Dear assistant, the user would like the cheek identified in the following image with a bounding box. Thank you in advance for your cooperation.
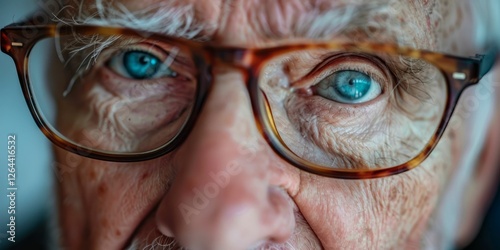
[55,151,170,212]
[268,90,445,169]
[293,136,454,248]
[55,148,174,244]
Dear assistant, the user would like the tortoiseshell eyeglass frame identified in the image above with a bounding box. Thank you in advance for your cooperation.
[1,23,498,179]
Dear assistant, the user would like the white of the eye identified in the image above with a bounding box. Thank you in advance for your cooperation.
[107,53,131,78]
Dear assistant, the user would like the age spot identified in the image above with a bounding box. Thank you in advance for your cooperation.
[140,172,150,181]
[97,183,108,195]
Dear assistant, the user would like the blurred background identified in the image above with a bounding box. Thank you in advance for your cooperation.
[0,0,53,249]
[0,0,498,249]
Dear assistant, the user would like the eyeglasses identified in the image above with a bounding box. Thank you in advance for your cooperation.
[1,23,497,179]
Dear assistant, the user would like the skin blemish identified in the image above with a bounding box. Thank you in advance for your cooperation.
[140,172,150,181]
[98,183,108,195]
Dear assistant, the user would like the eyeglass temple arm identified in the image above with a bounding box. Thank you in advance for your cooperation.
[478,47,499,79]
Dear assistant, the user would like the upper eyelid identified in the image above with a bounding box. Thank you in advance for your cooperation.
[65,35,189,66]
[99,42,170,65]
[118,41,196,72]
[60,37,195,92]
[298,53,434,100]
[89,39,193,73]
[121,43,168,58]
[290,53,391,88]
[126,40,195,67]
[107,42,200,82]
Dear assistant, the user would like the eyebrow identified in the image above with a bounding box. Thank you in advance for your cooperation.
[55,1,213,40]
[58,0,415,47]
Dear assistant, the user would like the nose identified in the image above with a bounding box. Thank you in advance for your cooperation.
[155,68,299,250]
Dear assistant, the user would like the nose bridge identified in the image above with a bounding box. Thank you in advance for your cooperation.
[155,66,297,249]
[174,66,270,192]
[208,46,256,73]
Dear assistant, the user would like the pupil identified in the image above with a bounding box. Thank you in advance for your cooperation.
[123,51,160,79]
[139,56,149,65]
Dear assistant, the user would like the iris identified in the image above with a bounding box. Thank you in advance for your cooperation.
[331,70,371,100]
[316,70,375,103]
[123,51,160,79]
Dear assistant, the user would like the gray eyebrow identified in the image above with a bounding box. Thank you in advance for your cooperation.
[54,1,214,41]
[56,0,414,46]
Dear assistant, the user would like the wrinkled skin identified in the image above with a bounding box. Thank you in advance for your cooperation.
[52,0,500,249]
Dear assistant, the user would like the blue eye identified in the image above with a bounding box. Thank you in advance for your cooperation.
[332,71,371,100]
[315,70,381,104]
[107,50,178,80]
[123,51,160,79]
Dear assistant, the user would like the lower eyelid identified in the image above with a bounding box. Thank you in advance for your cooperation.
[281,94,391,164]
[286,92,388,126]
[92,66,193,99]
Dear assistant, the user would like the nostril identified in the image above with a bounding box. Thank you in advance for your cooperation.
[155,213,175,237]
[154,186,296,250]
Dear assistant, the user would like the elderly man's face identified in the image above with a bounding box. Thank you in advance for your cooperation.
[52,0,496,249]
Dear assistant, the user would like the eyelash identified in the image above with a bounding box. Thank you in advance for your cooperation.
[109,43,168,63]
[291,53,394,94]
